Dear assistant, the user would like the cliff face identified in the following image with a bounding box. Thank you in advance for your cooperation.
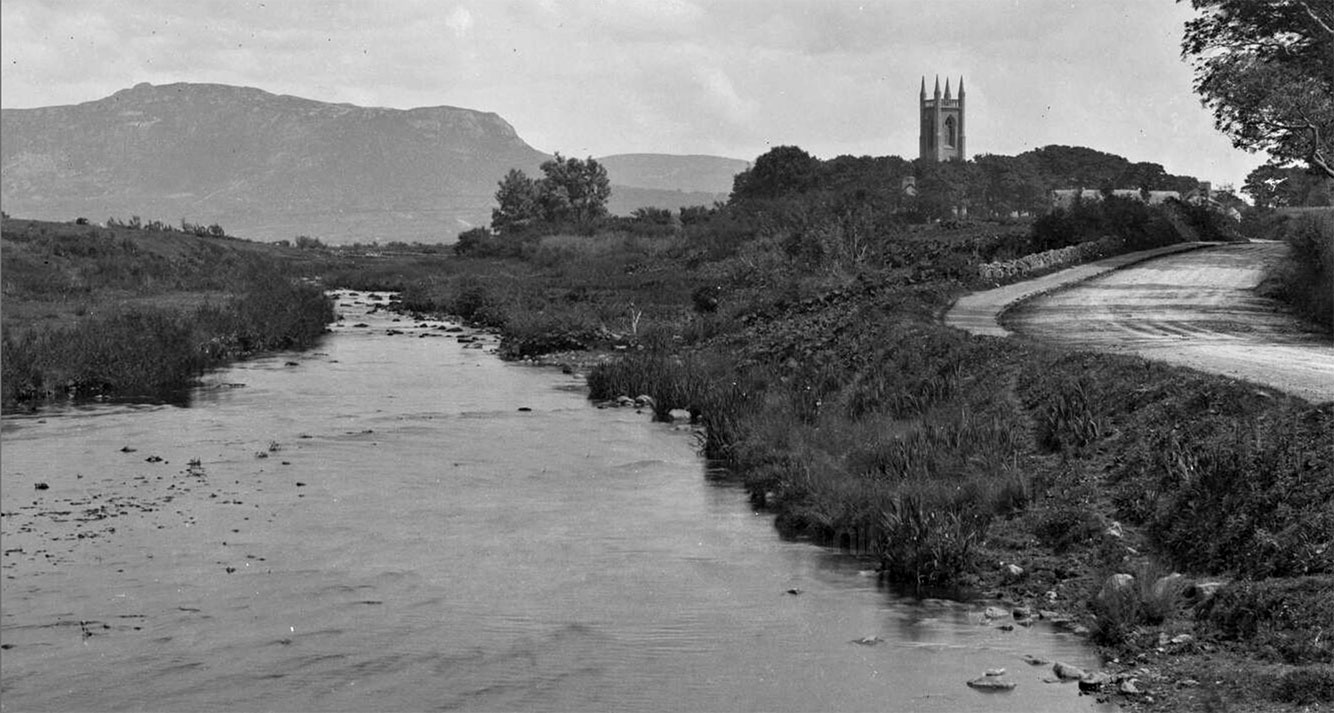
[1,82,549,242]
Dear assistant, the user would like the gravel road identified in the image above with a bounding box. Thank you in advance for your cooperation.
[999,242,1334,402]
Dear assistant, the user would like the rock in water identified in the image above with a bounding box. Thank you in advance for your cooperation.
[967,676,1017,691]
[1052,661,1087,680]
[1079,672,1111,693]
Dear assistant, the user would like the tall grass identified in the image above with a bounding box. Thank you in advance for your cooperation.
[1264,212,1334,333]
[2,277,333,407]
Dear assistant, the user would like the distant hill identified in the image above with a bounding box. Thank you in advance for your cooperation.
[598,153,748,195]
[1,83,745,243]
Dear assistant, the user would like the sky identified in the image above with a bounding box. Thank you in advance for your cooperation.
[1,0,1264,190]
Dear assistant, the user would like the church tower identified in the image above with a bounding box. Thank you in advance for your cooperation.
[919,75,966,162]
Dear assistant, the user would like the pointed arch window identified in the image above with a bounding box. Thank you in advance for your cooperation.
[945,116,957,148]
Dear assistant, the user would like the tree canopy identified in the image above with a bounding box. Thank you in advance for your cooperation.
[489,154,611,235]
[1182,0,1334,178]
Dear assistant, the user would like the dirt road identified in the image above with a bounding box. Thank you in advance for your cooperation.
[970,242,1334,403]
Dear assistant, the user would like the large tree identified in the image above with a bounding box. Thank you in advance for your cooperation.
[491,168,540,235]
[1182,0,1334,178]
[489,155,611,234]
[537,153,611,226]
[729,145,819,201]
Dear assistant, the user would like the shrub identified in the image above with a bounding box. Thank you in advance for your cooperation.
[1267,212,1334,331]
[878,492,989,586]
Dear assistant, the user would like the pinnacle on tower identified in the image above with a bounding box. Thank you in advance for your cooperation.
[934,75,941,97]
[944,77,952,100]
[920,76,926,99]
[958,76,965,98]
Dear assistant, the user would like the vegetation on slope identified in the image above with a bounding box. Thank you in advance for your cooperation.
[1257,210,1334,333]
[1,218,334,408]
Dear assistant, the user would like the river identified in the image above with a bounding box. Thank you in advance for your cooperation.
[1,291,1110,712]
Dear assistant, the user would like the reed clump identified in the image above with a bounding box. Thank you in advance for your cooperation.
[2,270,332,406]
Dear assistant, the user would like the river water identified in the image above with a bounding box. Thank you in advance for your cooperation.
[1,292,1109,712]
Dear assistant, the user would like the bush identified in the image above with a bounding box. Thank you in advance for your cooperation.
[878,492,989,586]
[1265,212,1334,332]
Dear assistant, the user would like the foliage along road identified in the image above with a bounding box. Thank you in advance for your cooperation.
[948,242,1334,403]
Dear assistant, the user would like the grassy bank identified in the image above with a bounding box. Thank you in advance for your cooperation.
[1259,210,1334,334]
[1,218,334,409]
[335,168,1334,708]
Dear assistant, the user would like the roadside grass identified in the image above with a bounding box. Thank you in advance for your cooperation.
[1258,211,1333,333]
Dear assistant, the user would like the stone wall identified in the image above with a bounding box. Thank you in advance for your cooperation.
[977,236,1124,282]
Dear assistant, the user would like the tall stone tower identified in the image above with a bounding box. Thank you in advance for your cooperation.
[919,75,966,162]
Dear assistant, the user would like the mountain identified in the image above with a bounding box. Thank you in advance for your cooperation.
[1,83,745,244]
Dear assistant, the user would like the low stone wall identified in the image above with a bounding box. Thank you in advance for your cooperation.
[978,237,1123,282]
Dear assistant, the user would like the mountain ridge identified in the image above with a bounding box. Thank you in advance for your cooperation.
[1,82,741,243]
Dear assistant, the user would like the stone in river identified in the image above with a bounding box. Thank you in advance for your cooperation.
[1052,661,1087,680]
[967,676,1016,691]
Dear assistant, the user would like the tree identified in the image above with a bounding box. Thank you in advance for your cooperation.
[536,153,611,226]
[491,169,540,235]
[729,145,819,201]
[1243,164,1334,207]
[1182,0,1334,179]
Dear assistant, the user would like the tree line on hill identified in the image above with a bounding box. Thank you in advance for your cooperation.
[452,142,1223,258]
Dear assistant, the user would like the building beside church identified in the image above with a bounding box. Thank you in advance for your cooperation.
[919,76,965,162]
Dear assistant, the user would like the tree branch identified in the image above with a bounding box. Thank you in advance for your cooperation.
[1295,0,1334,37]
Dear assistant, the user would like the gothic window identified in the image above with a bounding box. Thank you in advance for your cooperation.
[945,116,957,148]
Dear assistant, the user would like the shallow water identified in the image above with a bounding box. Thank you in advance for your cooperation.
[1,292,1111,712]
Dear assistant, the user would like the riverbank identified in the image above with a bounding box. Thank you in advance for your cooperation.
[1,291,1111,712]
[376,216,1328,710]
[1,218,334,409]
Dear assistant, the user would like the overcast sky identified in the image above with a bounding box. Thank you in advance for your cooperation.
[1,0,1262,189]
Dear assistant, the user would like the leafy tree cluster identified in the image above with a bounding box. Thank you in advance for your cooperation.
[725,145,1202,223]
[1182,0,1334,179]
[491,154,611,236]
[1243,164,1334,208]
